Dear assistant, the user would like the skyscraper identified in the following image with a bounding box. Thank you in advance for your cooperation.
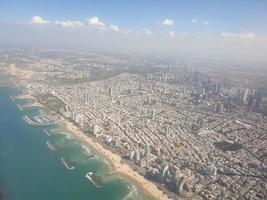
[255,90,263,109]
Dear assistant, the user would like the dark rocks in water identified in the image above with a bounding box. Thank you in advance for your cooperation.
[213,141,243,152]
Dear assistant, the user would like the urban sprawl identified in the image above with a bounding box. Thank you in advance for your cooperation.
[1,49,266,200]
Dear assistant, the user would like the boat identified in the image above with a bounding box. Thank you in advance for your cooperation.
[61,157,75,170]
[46,141,58,151]
[85,172,102,189]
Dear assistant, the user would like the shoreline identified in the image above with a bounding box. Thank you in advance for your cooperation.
[14,91,171,200]
[63,120,170,200]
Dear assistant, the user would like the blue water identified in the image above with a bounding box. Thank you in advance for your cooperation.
[0,87,149,200]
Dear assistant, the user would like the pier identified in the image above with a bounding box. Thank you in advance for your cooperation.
[22,115,60,126]
[61,157,75,170]
[43,129,52,136]
[46,141,58,151]
[85,172,102,189]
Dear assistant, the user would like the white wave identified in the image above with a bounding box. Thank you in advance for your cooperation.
[92,155,111,167]
[81,145,91,154]
[123,184,146,200]
[57,132,72,139]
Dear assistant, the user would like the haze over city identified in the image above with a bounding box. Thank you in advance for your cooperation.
[1,0,267,63]
[0,1,267,200]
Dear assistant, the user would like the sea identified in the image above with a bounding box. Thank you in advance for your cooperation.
[0,86,150,200]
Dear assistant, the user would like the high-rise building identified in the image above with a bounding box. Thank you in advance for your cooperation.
[163,73,167,82]
[115,138,121,148]
[160,164,169,181]
[147,95,151,104]
[243,88,249,103]
[156,147,161,157]
[174,166,181,181]
[151,109,156,120]
[215,83,221,95]
[149,84,152,92]
[71,110,75,120]
[165,125,170,136]
[129,150,135,160]
[83,92,88,103]
[74,113,83,125]
[247,94,254,108]
[93,124,99,136]
[135,148,141,161]
[163,88,167,95]
[255,90,263,109]
[108,87,112,96]
[145,145,150,158]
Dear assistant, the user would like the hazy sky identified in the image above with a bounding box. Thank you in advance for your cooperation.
[0,0,267,63]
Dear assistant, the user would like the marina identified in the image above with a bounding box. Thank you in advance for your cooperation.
[22,115,60,126]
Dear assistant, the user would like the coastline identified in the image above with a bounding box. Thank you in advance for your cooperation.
[17,91,170,200]
[63,120,170,200]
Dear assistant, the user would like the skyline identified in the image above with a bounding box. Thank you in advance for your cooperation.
[1,2,267,200]
[1,46,267,200]
[0,0,267,63]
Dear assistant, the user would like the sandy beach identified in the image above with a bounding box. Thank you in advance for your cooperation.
[17,92,171,200]
[64,120,171,200]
